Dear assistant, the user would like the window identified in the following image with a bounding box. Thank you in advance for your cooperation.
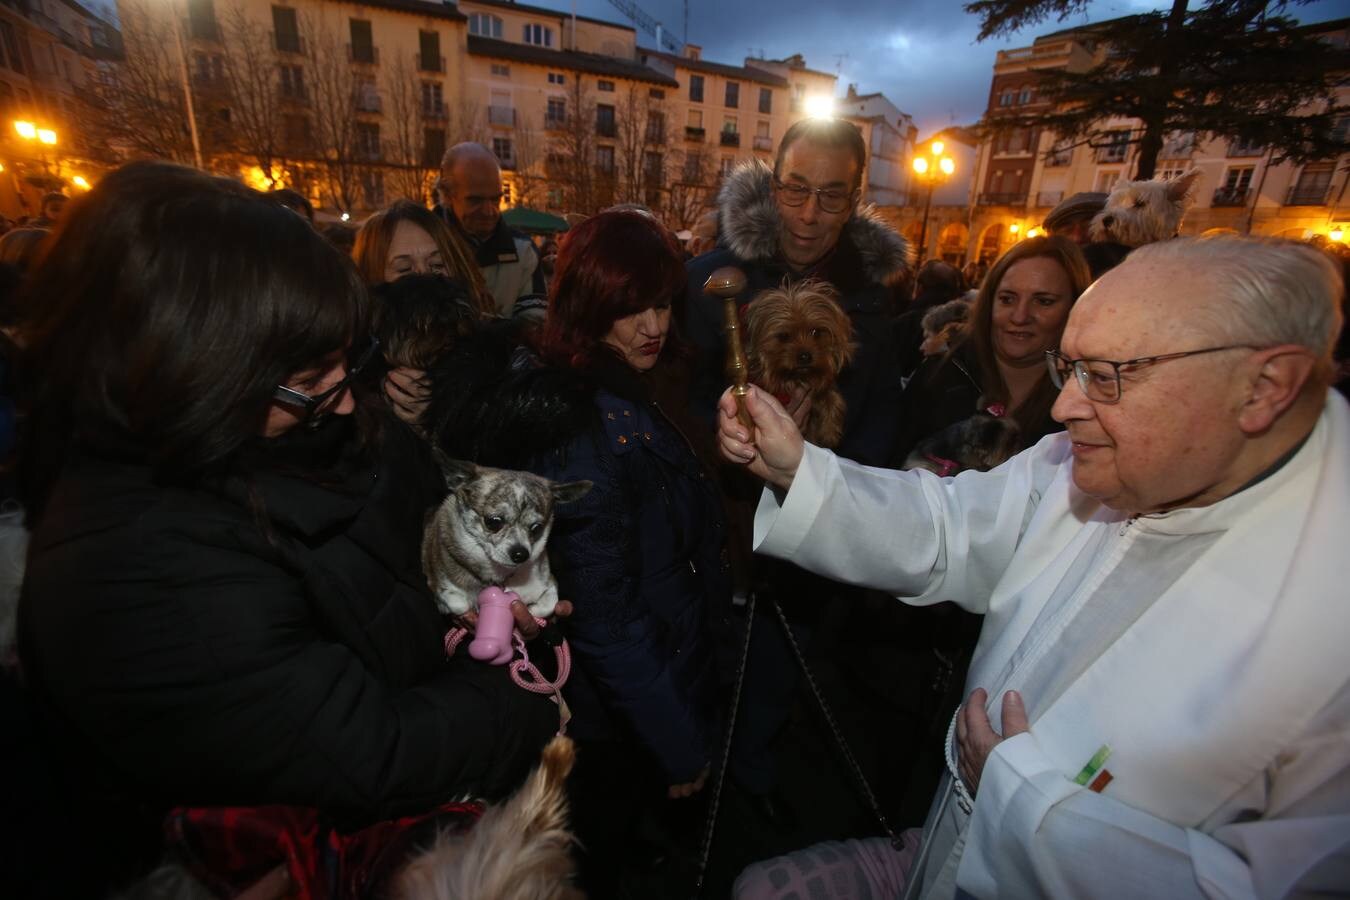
[546,97,565,125]
[1228,136,1264,157]
[596,145,615,174]
[271,6,300,53]
[355,122,380,160]
[758,87,771,114]
[1157,167,1186,181]
[1095,129,1130,163]
[1044,139,1072,167]
[1018,87,1032,104]
[0,23,22,75]
[419,30,442,72]
[360,170,384,207]
[649,88,665,99]
[683,151,705,182]
[492,136,514,167]
[646,110,664,144]
[468,13,503,39]
[283,113,309,150]
[722,116,737,134]
[349,19,374,63]
[756,120,770,137]
[278,64,304,99]
[1160,130,1194,159]
[644,150,663,187]
[999,90,1013,107]
[421,82,443,117]
[1332,115,1349,146]
[187,0,219,41]
[1223,166,1254,190]
[596,103,616,136]
[689,74,703,103]
[1289,162,1333,205]
[598,80,615,92]
[548,72,565,85]
[725,81,738,108]
[522,24,553,47]
[423,127,446,167]
[1094,170,1120,193]
[687,108,702,128]
[194,52,223,84]
[720,156,735,176]
[354,76,379,112]
[491,63,510,77]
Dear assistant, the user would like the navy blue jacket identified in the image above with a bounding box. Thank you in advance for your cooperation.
[529,367,729,784]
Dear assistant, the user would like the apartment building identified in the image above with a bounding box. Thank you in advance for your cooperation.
[965,17,1350,264]
[0,0,116,220]
[837,83,915,207]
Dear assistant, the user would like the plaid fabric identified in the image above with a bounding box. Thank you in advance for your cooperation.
[165,800,484,899]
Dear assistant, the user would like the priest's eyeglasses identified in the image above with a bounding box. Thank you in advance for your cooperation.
[273,335,381,417]
[1045,345,1255,404]
[773,178,856,214]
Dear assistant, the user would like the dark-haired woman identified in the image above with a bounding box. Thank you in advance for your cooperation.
[13,162,557,895]
[432,209,730,894]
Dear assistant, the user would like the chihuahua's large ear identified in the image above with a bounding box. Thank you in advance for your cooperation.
[1166,168,1201,203]
[432,448,478,490]
[552,480,593,504]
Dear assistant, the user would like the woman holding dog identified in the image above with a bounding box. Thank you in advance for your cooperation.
[861,235,1092,826]
[13,163,559,896]
[431,208,730,895]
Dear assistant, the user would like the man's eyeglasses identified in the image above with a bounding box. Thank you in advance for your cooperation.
[273,335,381,418]
[1045,345,1256,404]
[772,178,856,215]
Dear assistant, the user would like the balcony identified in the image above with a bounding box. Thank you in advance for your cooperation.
[419,54,446,74]
[272,32,304,55]
[753,135,773,151]
[1211,187,1249,207]
[720,130,740,147]
[684,126,705,142]
[545,115,566,131]
[596,120,616,137]
[978,192,1028,206]
[347,44,379,65]
[1286,184,1330,206]
[488,105,516,127]
[1036,190,1064,207]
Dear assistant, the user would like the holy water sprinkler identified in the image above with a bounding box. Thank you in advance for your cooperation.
[703,266,753,436]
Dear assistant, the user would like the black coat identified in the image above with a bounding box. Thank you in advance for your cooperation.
[18,415,558,876]
[684,161,913,467]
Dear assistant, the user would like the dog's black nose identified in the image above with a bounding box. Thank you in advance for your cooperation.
[1101,215,1114,227]
[508,545,530,564]
[796,351,814,365]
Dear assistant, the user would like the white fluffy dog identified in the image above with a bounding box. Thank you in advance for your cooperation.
[1089,168,1201,247]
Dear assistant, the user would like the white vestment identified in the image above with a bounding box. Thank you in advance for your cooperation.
[753,393,1350,899]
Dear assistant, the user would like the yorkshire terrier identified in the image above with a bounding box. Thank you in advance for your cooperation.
[903,403,1021,477]
[1089,168,1201,248]
[744,279,855,448]
[919,298,971,358]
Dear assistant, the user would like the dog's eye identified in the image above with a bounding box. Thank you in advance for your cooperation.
[529,523,545,540]
[1132,198,1147,208]
[810,327,823,339]
[483,515,505,533]
[775,332,790,343]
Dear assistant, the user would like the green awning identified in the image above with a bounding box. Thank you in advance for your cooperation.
[502,207,569,234]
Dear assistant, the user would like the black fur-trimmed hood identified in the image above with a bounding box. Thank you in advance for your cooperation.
[717,159,912,287]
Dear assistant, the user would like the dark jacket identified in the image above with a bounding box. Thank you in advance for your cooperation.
[685,160,912,467]
[18,414,558,878]
[430,345,729,784]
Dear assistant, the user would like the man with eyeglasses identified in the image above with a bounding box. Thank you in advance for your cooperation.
[437,142,546,318]
[720,236,1349,899]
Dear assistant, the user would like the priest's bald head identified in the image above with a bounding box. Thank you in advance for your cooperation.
[1049,236,1342,515]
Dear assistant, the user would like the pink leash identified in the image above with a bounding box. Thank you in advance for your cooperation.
[444,619,572,725]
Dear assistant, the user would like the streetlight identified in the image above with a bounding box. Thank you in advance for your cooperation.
[912,139,955,264]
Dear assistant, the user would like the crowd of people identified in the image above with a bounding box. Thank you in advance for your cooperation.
[0,114,1346,900]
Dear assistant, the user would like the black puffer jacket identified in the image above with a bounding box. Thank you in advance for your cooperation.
[685,160,912,467]
[17,415,558,882]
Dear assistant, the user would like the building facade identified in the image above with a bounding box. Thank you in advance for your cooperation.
[964,18,1350,263]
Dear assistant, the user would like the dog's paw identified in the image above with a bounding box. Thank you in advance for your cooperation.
[431,581,475,617]
[518,582,559,619]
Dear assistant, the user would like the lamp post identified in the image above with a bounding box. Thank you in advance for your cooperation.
[912,140,955,265]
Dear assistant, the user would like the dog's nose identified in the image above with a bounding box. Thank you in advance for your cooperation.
[796,351,814,366]
[1100,215,1114,227]
[508,545,529,564]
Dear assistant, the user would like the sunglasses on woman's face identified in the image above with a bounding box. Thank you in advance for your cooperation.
[272,336,381,418]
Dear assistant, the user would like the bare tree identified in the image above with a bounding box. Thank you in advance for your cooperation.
[382,50,434,203]
[302,10,363,211]
[665,146,718,232]
[218,4,288,187]
[91,0,197,163]
[548,77,605,215]
[511,117,546,209]
[613,84,669,209]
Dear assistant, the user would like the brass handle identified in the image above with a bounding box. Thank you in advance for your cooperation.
[703,267,752,436]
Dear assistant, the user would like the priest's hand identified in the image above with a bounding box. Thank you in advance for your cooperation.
[955,688,1029,795]
[717,385,804,490]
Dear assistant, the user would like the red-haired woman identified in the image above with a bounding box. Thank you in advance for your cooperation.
[430,208,730,893]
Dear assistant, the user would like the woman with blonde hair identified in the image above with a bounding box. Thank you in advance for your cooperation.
[352,199,492,317]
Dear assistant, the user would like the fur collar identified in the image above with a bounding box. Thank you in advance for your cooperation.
[717,159,912,287]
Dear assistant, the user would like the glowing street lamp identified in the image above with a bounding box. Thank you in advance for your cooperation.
[13,120,36,140]
[1331,226,1345,243]
[912,139,956,264]
[37,128,56,146]
[72,175,90,190]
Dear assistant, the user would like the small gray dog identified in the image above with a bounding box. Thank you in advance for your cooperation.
[423,458,591,618]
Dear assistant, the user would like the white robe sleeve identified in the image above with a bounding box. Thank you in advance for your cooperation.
[752,438,1067,613]
[959,728,1350,900]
